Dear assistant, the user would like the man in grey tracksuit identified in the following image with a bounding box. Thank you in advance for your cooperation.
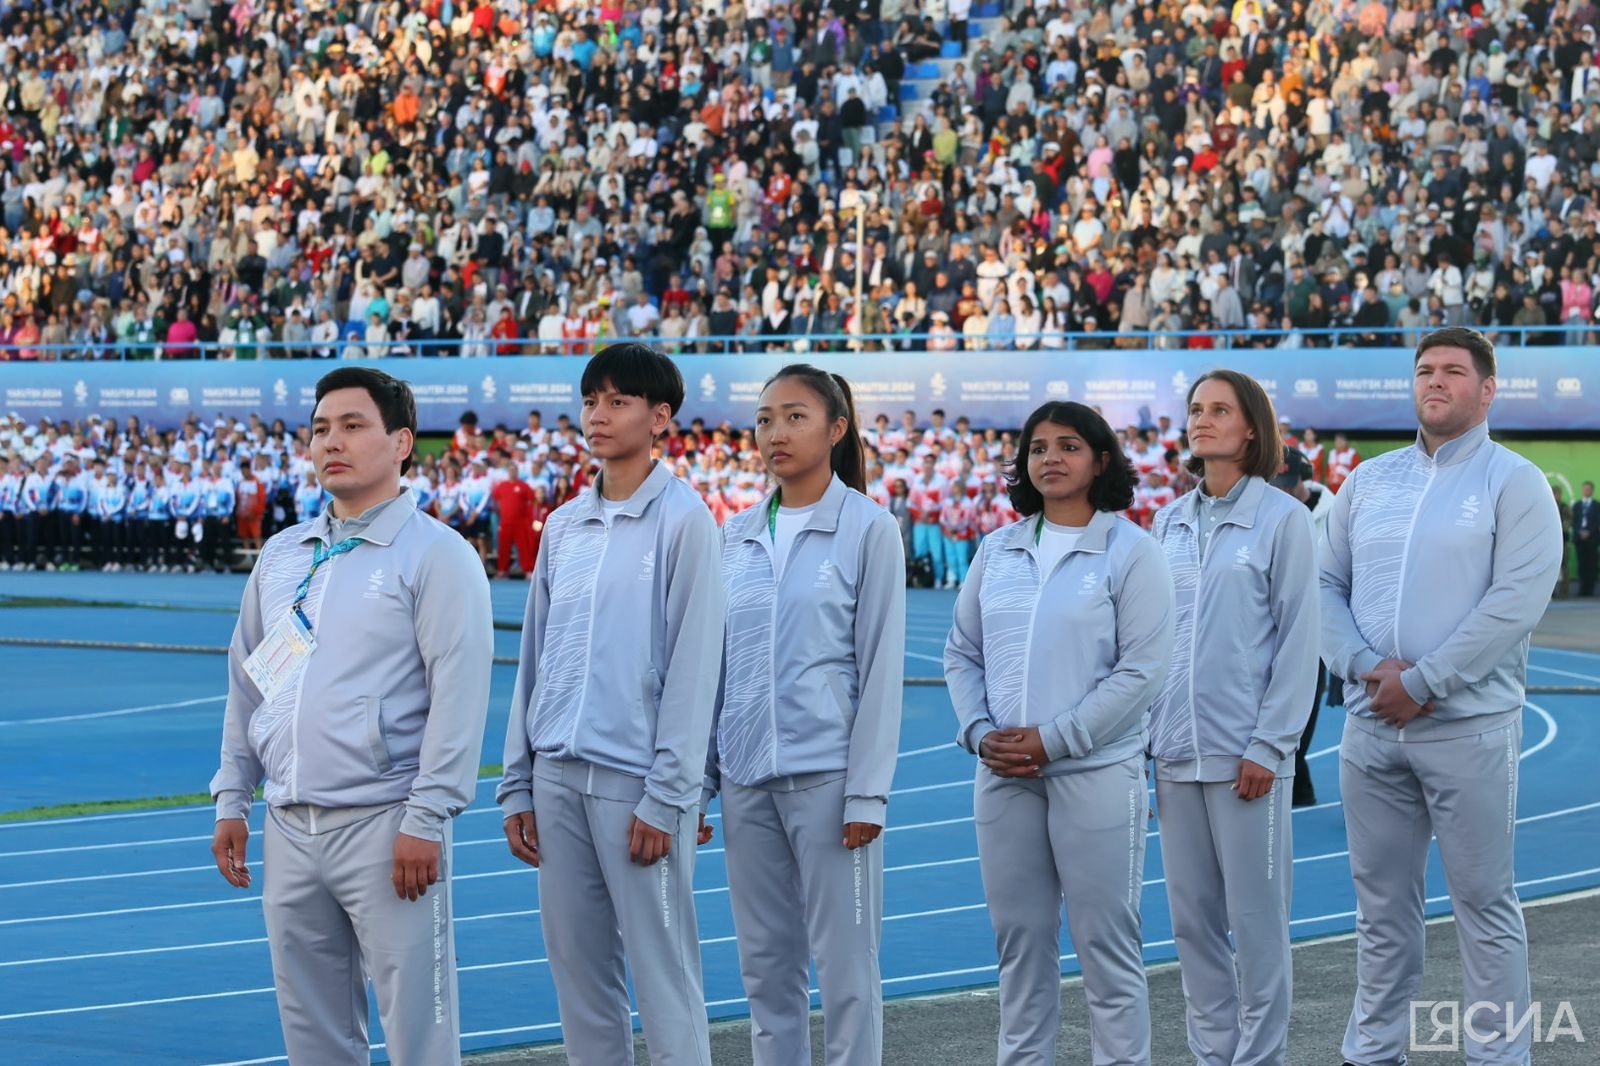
[498,459,725,1066]
[946,508,1175,1066]
[211,370,495,1066]
[1321,330,1563,1066]
[706,474,907,1066]
[1150,473,1321,1066]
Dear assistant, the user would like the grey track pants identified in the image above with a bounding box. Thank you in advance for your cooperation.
[722,772,884,1066]
[262,801,460,1066]
[1339,713,1531,1066]
[532,757,711,1066]
[1154,777,1294,1066]
[975,756,1152,1066]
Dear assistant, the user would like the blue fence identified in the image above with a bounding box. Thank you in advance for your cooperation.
[1,335,1594,432]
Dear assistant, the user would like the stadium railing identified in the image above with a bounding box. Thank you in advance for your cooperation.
[0,325,1571,362]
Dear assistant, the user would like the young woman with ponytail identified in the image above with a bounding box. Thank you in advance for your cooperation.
[705,363,908,1065]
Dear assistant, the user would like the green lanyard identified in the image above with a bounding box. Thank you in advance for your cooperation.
[766,490,782,543]
[1033,514,1045,545]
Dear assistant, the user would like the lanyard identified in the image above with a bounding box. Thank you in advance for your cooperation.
[1033,514,1045,545]
[291,537,361,633]
[766,490,781,543]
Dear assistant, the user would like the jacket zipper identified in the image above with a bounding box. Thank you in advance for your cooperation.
[1390,456,1435,738]
[765,534,783,779]
[291,547,339,805]
[1188,519,1205,779]
[1023,541,1078,727]
[567,519,611,755]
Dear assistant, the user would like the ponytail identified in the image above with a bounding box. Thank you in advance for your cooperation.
[763,364,868,494]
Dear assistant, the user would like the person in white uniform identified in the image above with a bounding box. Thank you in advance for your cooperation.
[1321,327,1563,1066]
[499,342,726,1066]
[706,364,907,1066]
[1149,369,1321,1066]
[210,366,494,1066]
[945,400,1175,1066]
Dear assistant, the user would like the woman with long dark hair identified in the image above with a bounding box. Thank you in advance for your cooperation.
[709,364,906,1065]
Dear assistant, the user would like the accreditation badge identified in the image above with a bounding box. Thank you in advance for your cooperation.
[242,611,317,702]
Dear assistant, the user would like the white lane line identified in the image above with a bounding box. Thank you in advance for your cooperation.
[0,695,226,727]
[0,937,269,969]
[1523,701,1558,761]
[0,834,213,859]
[17,839,1600,1024]
[6,699,1562,884]
[905,651,945,666]
[0,896,256,927]
[1529,663,1600,684]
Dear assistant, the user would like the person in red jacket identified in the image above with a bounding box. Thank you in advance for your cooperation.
[491,466,537,578]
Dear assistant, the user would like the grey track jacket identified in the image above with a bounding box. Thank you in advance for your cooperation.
[1320,421,1563,736]
[211,490,495,841]
[945,509,1176,772]
[706,476,908,826]
[1149,476,1321,780]
[498,461,726,832]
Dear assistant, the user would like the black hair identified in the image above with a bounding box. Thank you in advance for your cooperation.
[313,366,418,474]
[1006,401,1136,516]
[580,341,685,415]
[762,363,867,493]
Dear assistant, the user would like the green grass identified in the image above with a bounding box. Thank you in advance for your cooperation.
[0,766,507,823]
[0,596,234,613]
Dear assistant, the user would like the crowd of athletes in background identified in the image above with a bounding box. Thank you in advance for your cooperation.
[0,404,1373,582]
[3,402,1593,593]
[5,0,1600,361]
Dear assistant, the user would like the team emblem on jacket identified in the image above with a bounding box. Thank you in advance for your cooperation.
[1456,495,1481,528]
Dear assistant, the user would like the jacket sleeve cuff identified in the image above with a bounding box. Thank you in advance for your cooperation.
[399,804,447,842]
[1350,648,1384,681]
[633,794,683,835]
[964,720,998,755]
[498,790,534,820]
[1244,738,1286,771]
[843,796,887,827]
[1040,721,1072,763]
[214,790,253,822]
[1400,667,1433,708]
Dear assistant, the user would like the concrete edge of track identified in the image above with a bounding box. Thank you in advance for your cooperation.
[467,888,1600,1066]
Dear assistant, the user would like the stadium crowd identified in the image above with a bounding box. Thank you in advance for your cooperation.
[0,404,1362,584]
[0,0,1599,361]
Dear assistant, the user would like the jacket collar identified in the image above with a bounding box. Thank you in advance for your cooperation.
[1414,419,1489,468]
[573,459,674,522]
[302,488,416,547]
[1170,474,1267,532]
[1001,507,1118,557]
[737,474,851,543]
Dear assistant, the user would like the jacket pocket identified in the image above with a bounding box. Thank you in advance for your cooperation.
[363,696,393,773]
[642,668,663,713]
[826,670,855,727]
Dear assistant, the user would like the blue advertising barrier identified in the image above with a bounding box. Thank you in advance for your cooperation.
[2,348,1594,432]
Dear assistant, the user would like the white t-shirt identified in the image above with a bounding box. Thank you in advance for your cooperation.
[600,497,627,527]
[1036,518,1085,578]
[772,505,815,579]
